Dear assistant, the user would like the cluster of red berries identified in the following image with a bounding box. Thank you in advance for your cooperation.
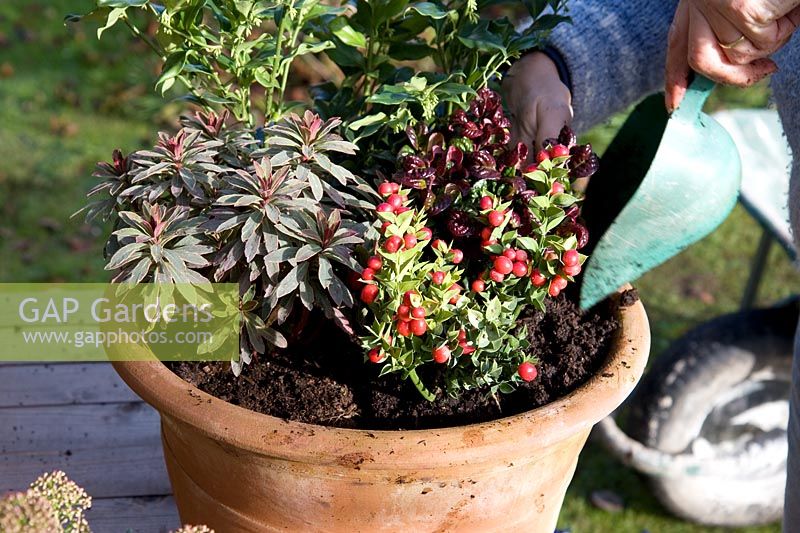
[529,248,582,297]
[359,255,383,304]
[393,290,428,337]
[534,143,571,165]
[430,329,476,365]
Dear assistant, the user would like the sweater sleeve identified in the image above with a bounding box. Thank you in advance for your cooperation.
[545,0,680,132]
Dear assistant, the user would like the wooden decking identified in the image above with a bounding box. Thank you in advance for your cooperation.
[0,362,180,532]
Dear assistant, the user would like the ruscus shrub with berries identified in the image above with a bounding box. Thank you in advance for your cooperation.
[357,88,598,400]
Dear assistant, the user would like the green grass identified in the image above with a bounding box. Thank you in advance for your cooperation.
[1,3,797,531]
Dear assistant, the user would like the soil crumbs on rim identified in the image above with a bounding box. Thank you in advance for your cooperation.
[170,291,627,430]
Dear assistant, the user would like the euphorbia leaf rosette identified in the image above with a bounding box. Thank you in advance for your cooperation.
[358,89,598,400]
[107,202,212,285]
[83,110,371,374]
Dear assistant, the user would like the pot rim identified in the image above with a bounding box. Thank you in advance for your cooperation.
[112,287,649,469]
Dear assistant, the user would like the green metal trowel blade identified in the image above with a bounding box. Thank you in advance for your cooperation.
[579,76,742,309]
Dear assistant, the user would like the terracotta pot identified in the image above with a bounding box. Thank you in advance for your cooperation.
[113,290,649,532]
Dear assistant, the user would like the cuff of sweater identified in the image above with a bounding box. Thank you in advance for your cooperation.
[538,46,573,94]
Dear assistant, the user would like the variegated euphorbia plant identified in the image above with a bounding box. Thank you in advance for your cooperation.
[82,111,379,372]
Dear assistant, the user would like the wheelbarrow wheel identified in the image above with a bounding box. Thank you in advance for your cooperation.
[625,300,798,526]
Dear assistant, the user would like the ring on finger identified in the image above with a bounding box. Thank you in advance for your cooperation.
[719,34,747,49]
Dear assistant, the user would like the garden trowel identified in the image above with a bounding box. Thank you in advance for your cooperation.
[578,75,742,310]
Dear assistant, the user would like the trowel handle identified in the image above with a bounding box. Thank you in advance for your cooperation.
[671,73,715,122]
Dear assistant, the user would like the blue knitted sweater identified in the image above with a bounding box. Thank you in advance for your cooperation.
[544,0,800,239]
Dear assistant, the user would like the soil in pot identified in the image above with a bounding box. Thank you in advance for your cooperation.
[170,289,637,431]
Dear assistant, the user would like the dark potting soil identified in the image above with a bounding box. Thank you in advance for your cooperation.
[170,290,629,430]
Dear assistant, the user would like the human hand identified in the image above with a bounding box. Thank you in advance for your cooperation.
[666,0,800,111]
[503,51,573,156]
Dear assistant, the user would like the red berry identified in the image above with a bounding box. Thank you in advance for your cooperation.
[512,261,528,278]
[490,269,505,283]
[515,249,528,262]
[448,284,462,304]
[361,268,376,281]
[450,249,464,264]
[387,194,404,210]
[518,361,538,382]
[367,256,383,271]
[377,202,394,213]
[481,227,493,240]
[397,320,411,337]
[563,249,580,267]
[433,345,451,363]
[549,276,567,297]
[471,279,486,293]
[536,149,551,163]
[458,329,467,342]
[460,343,476,355]
[431,271,446,285]
[368,348,384,363]
[503,248,517,260]
[418,227,433,241]
[411,307,426,319]
[378,182,394,196]
[544,249,559,261]
[550,144,570,158]
[530,269,547,287]
[493,256,514,275]
[403,233,418,250]
[488,210,505,227]
[384,235,402,253]
[481,239,498,248]
[397,305,411,321]
[432,239,448,251]
[479,196,493,210]
[410,319,427,336]
[403,290,418,306]
[360,284,379,304]
[395,206,411,214]
[563,264,582,277]
[524,163,539,173]
[550,182,565,195]
[390,182,400,194]
[380,221,391,235]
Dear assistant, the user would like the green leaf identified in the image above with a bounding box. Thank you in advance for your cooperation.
[485,298,501,323]
[106,242,147,270]
[264,247,299,263]
[97,7,126,39]
[295,244,320,262]
[157,51,187,95]
[406,2,448,19]
[318,257,334,289]
[367,86,416,106]
[275,263,308,298]
[330,18,367,48]
[458,20,506,52]
[515,236,539,253]
[254,67,280,89]
[348,113,387,131]
[467,309,483,329]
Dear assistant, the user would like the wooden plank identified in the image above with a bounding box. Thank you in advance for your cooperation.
[0,363,138,407]
[0,402,171,497]
[88,496,180,533]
